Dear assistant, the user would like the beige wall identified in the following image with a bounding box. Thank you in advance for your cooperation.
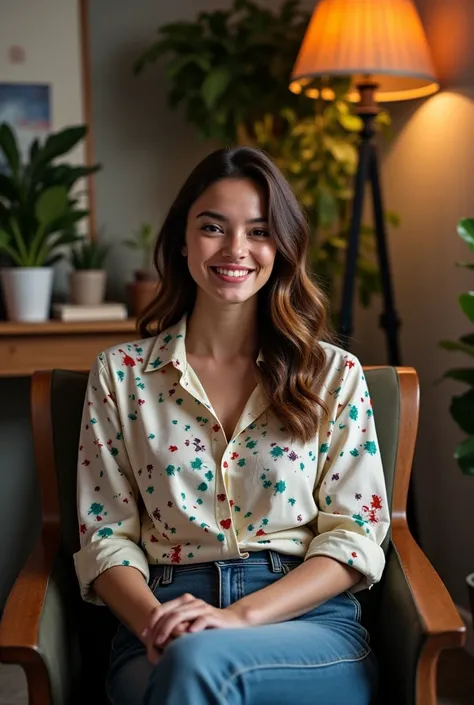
[0,0,84,160]
[353,0,474,608]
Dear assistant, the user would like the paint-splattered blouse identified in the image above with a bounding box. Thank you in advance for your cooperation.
[74,316,390,604]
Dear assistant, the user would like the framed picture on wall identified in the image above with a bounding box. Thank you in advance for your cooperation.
[0,82,51,172]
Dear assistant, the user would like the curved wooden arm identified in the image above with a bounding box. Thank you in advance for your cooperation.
[392,526,465,646]
[0,369,60,705]
[392,524,466,705]
[0,540,54,705]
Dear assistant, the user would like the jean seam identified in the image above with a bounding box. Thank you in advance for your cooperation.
[215,562,223,608]
[344,590,361,622]
[218,648,372,700]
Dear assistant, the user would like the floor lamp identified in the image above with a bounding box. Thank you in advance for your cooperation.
[290,0,439,365]
[290,0,439,540]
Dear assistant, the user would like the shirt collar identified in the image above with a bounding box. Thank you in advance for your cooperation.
[144,316,188,373]
[145,314,265,372]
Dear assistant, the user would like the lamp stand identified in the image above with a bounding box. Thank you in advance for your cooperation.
[338,82,420,542]
[338,81,401,366]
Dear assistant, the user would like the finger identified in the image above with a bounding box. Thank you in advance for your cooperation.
[149,601,201,646]
[146,641,162,665]
[171,620,190,637]
[142,593,195,640]
[154,603,210,645]
[187,615,214,633]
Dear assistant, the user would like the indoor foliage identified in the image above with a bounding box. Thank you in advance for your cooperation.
[134,0,396,308]
[440,218,474,475]
[0,123,100,267]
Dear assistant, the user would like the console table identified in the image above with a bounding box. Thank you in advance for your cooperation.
[0,319,138,377]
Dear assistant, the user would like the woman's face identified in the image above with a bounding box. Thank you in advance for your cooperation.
[184,177,277,307]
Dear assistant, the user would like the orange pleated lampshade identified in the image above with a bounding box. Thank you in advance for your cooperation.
[291,0,439,102]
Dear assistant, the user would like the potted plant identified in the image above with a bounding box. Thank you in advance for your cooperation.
[122,221,157,316]
[440,217,474,623]
[70,236,110,306]
[0,122,101,322]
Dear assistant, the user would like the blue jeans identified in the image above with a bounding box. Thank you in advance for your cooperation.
[107,551,377,705]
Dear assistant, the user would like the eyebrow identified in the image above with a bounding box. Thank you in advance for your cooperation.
[196,210,268,225]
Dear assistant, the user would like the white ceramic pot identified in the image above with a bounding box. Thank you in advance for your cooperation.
[69,270,107,306]
[0,267,54,322]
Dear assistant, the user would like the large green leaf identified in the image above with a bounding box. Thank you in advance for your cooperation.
[166,54,210,80]
[458,454,474,475]
[458,218,474,252]
[440,340,474,357]
[45,209,89,235]
[442,368,474,386]
[30,126,87,177]
[455,436,474,474]
[450,388,474,434]
[454,435,474,460]
[459,292,474,323]
[461,333,474,346]
[0,172,19,202]
[202,67,231,109]
[0,123,20,176]
[35,186,69,226]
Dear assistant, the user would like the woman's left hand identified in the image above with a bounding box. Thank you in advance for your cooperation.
[146,593,252,650]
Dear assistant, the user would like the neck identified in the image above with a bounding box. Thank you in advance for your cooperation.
[186,294,259,362]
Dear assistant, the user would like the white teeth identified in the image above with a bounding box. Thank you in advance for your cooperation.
[215,268,250,278]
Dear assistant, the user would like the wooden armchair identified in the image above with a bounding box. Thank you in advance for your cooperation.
[0,367,466,705]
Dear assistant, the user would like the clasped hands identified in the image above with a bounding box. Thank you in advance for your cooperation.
[141,593,252,664]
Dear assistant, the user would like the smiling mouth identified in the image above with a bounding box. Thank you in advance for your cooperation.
[210,266,255,282]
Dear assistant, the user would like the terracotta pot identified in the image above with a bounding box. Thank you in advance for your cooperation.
[70,270,107,306]
[127,279,158,318]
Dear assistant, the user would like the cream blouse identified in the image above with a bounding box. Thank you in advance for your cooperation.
[74,316,390,603]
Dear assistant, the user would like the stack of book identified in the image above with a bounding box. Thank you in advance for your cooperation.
[52,302,128,322]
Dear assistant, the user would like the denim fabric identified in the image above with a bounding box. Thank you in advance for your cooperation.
[107,551,377,705]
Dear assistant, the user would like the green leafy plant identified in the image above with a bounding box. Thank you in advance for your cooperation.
[71,236,110,270]
[0,122,101,267]
[440,218,474,475]
[122,222,155,273]
[134,0,397,307]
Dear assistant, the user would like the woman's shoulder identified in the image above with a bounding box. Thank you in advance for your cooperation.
[95,335,158,375]
[319,340,362,372]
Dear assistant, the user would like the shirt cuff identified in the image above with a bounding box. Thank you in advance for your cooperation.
[74,538,150,605]
[304,529,386,593]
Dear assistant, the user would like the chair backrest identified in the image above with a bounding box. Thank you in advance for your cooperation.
[30,365,419,695]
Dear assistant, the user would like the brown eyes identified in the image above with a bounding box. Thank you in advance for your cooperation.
[201,224,269,238]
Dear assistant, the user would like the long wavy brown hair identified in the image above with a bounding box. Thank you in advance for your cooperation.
[139,147,334,443]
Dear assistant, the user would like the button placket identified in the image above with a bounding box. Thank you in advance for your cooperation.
[214,444,239,553]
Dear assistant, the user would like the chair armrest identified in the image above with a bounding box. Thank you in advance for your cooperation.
[375,526,466,705]
[0,540,80,705]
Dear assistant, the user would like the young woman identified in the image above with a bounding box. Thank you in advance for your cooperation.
[74,147,389,705]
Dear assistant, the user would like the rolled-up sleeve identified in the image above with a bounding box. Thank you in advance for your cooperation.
[73,354,149,604]
[305,358,390,591]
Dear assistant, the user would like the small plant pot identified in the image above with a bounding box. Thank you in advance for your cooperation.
[69,270,107,306]
[127,279,158,318]
[0,267,54,322]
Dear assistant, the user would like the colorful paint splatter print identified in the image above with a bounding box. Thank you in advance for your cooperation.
[74,316,389,604]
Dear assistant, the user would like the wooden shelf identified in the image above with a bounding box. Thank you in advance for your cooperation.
[0,318,140,377]
[0,319,138,336]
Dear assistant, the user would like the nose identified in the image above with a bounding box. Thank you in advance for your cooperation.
[221,231,249,261]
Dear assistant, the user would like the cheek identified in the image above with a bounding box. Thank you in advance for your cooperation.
[259,242,277,269]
